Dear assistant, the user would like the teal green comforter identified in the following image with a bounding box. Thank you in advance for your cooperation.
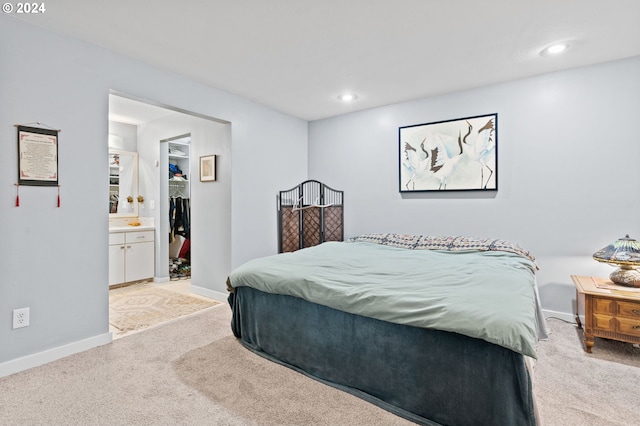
[228,241,540,358]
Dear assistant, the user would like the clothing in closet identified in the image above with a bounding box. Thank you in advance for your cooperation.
[169,196,190,242]
[169,196,191,279]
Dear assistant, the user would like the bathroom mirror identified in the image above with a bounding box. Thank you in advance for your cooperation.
[109,149,139,217]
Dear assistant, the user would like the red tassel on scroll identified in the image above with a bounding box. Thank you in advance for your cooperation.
[57,186,61,207]
[15,183,19,207]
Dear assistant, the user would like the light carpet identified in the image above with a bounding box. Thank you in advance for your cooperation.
[534,318,640,426]
[172,336,411,425]
[109,283,218,335]
[2,307,640,425]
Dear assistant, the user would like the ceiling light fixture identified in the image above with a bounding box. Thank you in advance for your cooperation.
[338,93,357,102]
[543,43,569,55]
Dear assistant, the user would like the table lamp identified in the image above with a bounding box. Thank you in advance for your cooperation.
[593,234,640,287]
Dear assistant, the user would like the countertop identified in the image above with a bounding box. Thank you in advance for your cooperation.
[109,225,155,233]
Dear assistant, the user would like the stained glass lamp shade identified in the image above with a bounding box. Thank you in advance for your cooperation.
[593,235,640,287]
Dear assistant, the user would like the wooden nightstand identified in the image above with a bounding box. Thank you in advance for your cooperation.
[571,275,640,353]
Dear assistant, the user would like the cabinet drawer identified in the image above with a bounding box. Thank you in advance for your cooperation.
[126,231,154,243]
[616,301,640,319]
[592,314,615,331]
[593,298,614,314]
[617,317,640,337]
[109,232,125,245]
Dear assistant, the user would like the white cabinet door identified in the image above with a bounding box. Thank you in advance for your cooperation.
[109,230,155,286]
[125,241,154,282]
[109,244,126,286]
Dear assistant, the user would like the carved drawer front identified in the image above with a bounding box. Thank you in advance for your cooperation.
[592,313,615,331]
[617,317,640,338]
[592,298,614,314]
[616,301,640,319]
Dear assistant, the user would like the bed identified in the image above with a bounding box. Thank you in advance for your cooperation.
[227,233,547,425]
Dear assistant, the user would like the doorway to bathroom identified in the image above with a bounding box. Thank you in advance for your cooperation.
[108,92,231,336]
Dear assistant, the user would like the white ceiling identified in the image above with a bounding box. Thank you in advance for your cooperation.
[108,94,179,126]
[12,0,640,121]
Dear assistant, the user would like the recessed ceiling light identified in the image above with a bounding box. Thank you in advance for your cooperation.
[543,43,569,55]
[338,93,357,102]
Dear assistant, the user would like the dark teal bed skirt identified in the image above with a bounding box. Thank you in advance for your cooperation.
[229,286,536,426]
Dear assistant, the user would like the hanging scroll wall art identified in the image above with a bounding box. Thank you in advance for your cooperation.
[399,113,498,192]
[15,124,61,206]
[18,125,59,186]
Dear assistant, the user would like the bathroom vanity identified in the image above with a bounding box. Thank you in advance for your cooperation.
[108,148,154,287]
[108,226,155,286]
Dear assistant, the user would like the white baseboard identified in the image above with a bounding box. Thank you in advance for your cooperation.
[0,332,112,379]
[154,276,170,284]
[190,284,228,303]
[542,309,577,324]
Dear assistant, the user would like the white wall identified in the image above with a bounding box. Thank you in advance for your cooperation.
[108,121,137,151]
[308,56,640,318]
[136,111,232,296]
[0,15,307,372]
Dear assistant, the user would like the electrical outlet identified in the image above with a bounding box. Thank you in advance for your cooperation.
[12,307,30,329]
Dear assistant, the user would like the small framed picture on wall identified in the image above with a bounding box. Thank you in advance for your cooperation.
[200,155,216,182]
